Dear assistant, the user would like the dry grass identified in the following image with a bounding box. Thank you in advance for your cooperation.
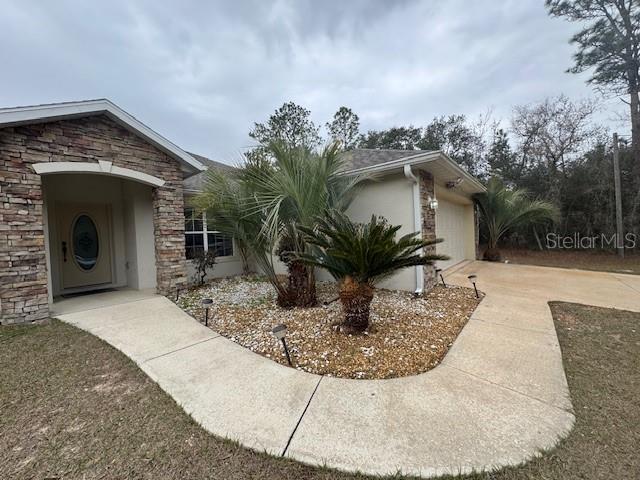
[495,247,640,275]
[177,277,482,379]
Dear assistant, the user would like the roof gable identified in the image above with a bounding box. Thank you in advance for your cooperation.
[0,99,205,174]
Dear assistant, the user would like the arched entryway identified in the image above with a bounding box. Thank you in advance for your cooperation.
[40,170,161,303]
[0,103,201,324]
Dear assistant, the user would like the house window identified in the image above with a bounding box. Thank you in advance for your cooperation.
[184,208,233,259]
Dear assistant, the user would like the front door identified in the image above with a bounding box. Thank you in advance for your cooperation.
[58,203,112,290]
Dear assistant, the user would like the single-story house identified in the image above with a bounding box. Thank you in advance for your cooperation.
[0,99,483,325]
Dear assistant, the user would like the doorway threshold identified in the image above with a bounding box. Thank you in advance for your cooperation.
[59,287,117,299]
[51,288,158,317]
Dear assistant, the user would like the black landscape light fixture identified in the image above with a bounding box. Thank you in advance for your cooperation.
[175,287,180,302]
[468,274,479,299]
[271,324,293,366]
[201,298,213,326]
[435,268,447,287]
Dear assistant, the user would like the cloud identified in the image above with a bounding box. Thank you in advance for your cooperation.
[0,0,626,164]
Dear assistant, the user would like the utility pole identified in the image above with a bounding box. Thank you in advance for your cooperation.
[612,133,624,258]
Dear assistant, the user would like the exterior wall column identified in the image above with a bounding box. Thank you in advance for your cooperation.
[0,154,50,324]
[152,181,188,297]
[418,171,437,291]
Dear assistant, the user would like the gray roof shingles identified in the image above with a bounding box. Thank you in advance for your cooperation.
[340,148,437,171]
[183,153,235,192]
[184,148,440,191]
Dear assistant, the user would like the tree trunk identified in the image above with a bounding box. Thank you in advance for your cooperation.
[239,247,250,275]
[338,277,374,334]
[626,91,640,241]
[533,227,544,251]
[484,236,502,262]
[276,288,295,308]
[630,91,640,170]
[286,260,317,307]
[483,247,502,262]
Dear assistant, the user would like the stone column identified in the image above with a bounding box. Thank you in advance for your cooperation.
[0,147,50,324]
[152,181,188,297]
[419,171,437,291]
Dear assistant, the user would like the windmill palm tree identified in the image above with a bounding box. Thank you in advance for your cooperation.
[243,141,364,307]
[474,177,558,261]
[297,211,447,333]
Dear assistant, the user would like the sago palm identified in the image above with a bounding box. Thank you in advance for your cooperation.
[474,177,558,261]
[298,211,447,333]
[243,141,364,307]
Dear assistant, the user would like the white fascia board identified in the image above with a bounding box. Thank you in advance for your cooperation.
[0,99,206,173]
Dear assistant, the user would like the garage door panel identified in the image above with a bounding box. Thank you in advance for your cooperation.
[435,199,467,270]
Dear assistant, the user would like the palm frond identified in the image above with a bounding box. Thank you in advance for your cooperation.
[297,210,448,285]
[192,166,288,297]
[474,177,559,249]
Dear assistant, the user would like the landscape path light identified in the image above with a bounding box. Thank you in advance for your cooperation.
[271,324,293,366]
[468,274,479,299]
[435,268,447,287]
[201,298,213,326]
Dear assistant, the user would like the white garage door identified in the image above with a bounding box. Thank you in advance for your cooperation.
[435,199,468,270]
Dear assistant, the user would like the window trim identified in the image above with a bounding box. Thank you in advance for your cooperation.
[184,208,234,259]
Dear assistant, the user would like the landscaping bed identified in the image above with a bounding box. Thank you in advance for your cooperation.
[177,276,482,379]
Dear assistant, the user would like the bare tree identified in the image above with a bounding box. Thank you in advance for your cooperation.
[512,96,601,172]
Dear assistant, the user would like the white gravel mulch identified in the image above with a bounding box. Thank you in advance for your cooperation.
[177,275,483,379]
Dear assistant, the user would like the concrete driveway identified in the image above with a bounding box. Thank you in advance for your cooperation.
[56,262,640,478]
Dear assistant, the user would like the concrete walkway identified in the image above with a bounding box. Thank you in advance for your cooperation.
[55,262,640,478]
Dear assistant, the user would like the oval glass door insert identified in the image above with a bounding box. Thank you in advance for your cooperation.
[72,214,99,271]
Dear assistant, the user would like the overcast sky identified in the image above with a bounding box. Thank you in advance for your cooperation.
[0,0,628,164]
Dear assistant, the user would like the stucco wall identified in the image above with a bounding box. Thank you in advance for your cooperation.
[123,181,156,290]
[344,173,416,291]
[185,253,246,285]
[261,174,417,291]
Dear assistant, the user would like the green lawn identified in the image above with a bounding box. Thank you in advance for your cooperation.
[1,303,639,479]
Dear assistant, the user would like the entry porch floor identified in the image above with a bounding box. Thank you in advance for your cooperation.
[51,288,157,317]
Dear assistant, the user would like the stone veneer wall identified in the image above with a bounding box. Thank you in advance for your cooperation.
[418,170,437,291]
[0,115,187,324]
